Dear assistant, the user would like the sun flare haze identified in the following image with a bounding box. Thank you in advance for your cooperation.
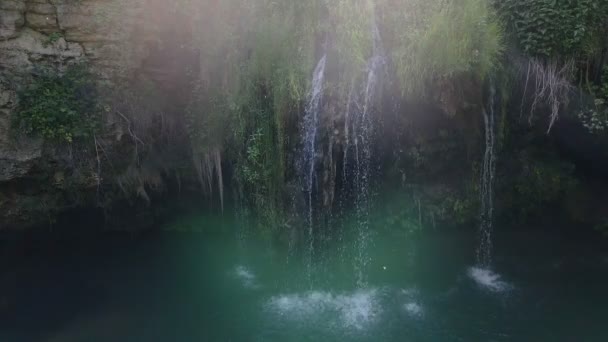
[1,0,607,341]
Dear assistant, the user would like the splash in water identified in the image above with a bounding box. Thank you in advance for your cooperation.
[403,302,424,317]
[468,267,510,292]
[233,265,258,289]
[267,289,380,330]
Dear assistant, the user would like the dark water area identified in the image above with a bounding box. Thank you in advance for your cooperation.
[1,213,607,341]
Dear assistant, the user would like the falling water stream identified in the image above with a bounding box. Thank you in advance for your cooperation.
[352,17,385,287]
[300,54,327,281]
[477,83,497,267]
[3,51,606,342]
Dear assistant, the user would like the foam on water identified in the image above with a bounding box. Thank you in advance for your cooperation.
[233,265,258,288]
[403,302,423,317]
[268,289,380,329]
[468,267,510,292]
[400,287,419,297]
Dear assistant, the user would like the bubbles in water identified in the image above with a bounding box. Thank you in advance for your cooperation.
[267,289,380,329]
[467,267,511,292]
[400,287,419,297]
[340,290,379,327]
[233,265,258,289]
[403,302,424,318]
[398,287,424,318]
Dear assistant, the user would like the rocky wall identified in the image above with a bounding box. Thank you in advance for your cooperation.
[0,0,151,228]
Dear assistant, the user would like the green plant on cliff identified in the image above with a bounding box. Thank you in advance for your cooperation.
[184,0,320,225]
[16,65,100,143]
[495,0,608,131]
[153,0,506,227]
[577,68,608,134]
[495,0,607,59]
[385,0,504,97]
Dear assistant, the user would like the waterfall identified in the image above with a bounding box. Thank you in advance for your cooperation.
[300,55,327,280]
[349,17,385,287]
[477,83,497,267]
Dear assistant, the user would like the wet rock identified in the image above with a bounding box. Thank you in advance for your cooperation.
[0,1,26,39]
[26,12,58,33]
[0,138,43,182]
[25,1,58,33]
[0,28,84,75]
[0,0,191,229]
[55,0,127,43]
[0,82,42,182]
[0,0,25,11]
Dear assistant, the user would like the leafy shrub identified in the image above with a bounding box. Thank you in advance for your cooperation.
[578,69,608,134]
[387,0,504,96]
[16,66,100,143]
[495,0,608,58]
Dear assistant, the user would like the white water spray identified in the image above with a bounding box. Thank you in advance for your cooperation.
[267,289,380,330]
[468,267,510,292]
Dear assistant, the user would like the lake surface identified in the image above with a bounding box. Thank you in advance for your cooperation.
[1,214,607,341]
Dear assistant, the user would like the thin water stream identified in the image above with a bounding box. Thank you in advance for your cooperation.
[299,54,327,282]
[477,82,497,267]
[345,16,385,287]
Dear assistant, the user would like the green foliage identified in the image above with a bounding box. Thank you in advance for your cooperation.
[577,98,608,133]
[239,127,281,227]
[495,0,608,59]
[177,0,504,225]
[16,65,100,143]
[329,0,374,82]
[495,0,608,133]
[241,129,265,185]
[184,0,321,226]
[578,69,608,134]
[385,0,504,96]
[43,32,64,47]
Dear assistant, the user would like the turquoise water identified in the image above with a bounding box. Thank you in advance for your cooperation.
[1,216,607,341]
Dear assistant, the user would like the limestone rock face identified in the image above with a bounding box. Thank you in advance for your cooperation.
[0,1,25,39]
[0,28,84,76]
[0,0,148,228]
[0,137,43,183]
[0,83,42,197]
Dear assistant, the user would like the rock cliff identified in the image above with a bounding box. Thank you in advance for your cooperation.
[0,0,150,228]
